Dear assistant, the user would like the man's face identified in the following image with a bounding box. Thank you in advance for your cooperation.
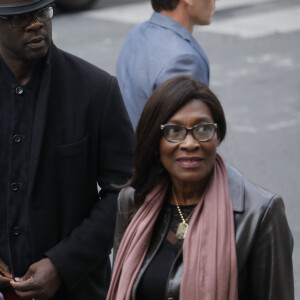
[0,8,52,64]
[187,0,216,26]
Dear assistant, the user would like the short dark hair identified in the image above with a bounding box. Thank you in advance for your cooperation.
[151,0,180,12]
[130,75,226,207]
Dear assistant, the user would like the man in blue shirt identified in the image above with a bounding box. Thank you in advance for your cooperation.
[117,0,215,129]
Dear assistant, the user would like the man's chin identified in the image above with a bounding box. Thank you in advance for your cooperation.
[23,44,50,62]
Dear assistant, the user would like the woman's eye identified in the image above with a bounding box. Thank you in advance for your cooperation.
[195,126,205,133]
[172,127,181,133]
[168,127,182,136]
[169,129,178,135]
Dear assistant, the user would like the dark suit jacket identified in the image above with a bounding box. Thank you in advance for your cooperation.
[25,43,134,299]
[114,163,294,300]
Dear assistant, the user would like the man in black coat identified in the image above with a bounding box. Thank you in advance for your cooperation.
[0,0,134,299]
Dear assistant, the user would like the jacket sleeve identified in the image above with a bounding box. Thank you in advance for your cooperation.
[154,53,209,89]
[45,77,135,290]
[250,195,294,300]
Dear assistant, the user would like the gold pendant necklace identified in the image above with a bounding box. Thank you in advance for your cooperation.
[172,186,195,240]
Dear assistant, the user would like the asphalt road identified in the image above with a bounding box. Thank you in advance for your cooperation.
[53,0,300,296]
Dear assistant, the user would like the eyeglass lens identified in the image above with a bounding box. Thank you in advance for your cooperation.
[9,6,53,28]
[163,124,216,142]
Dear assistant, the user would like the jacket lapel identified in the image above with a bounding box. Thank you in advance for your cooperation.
[226,163,244,212]
[27,47,52,200]
[188,34,210,74]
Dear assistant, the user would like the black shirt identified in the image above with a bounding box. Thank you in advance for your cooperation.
[136,203,196,300]
[0,55,41,277]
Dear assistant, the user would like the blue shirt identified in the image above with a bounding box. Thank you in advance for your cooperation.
[117,12,210,129]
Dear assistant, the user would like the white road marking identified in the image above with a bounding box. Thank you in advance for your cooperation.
[83,0,274,24]
[83,2,153,24]
[215,0,274,10]
[231,125,258,133]
[198,6,300,38]
[83,0,300,39]
[230,118,300,133]
[267,119,300,131]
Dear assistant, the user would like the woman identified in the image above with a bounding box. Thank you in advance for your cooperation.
[107,76,294,300]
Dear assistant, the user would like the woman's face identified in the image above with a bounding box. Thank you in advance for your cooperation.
[159,99,219,188]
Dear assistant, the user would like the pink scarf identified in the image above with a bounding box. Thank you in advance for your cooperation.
[107,155,238,300]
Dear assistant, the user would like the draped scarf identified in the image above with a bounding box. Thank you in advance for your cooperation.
[106,154,238,300]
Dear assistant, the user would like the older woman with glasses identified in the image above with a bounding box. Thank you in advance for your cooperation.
[107,76,294,300]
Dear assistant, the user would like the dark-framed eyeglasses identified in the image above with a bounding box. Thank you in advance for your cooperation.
[0,5,54,28]
[160,123,218,143]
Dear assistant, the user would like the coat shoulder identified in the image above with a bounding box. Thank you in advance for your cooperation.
[226,162,281,214]
[117,187,136,214]
[51,44,114,84]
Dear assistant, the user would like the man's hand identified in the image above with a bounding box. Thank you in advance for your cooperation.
[0,258,12,289]
[10,258,62,300]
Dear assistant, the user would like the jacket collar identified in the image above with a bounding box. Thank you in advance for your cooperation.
[150,12,193,43]
[226,163,244,212]
[149,12,210,73]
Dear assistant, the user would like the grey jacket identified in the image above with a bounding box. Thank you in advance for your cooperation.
[113,163,294,300]
[116,12,210,129]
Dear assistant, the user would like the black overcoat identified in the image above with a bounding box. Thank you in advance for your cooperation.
[23,43,134,299]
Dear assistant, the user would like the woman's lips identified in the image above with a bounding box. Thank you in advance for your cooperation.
[176,157,203,168]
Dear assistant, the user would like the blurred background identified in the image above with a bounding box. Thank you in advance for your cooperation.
[53,0,300,296]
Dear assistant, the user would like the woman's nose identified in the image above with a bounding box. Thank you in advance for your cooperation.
[179,132,200,150]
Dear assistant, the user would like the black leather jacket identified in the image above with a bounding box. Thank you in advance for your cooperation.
[113,163,294,300]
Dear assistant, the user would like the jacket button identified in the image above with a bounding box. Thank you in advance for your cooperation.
[15,86,24,95]
[13,135,22,143]
[12,226,21,236]
[10,183,19,191]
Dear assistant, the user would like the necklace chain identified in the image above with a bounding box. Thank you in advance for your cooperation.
[172,186,195,224]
